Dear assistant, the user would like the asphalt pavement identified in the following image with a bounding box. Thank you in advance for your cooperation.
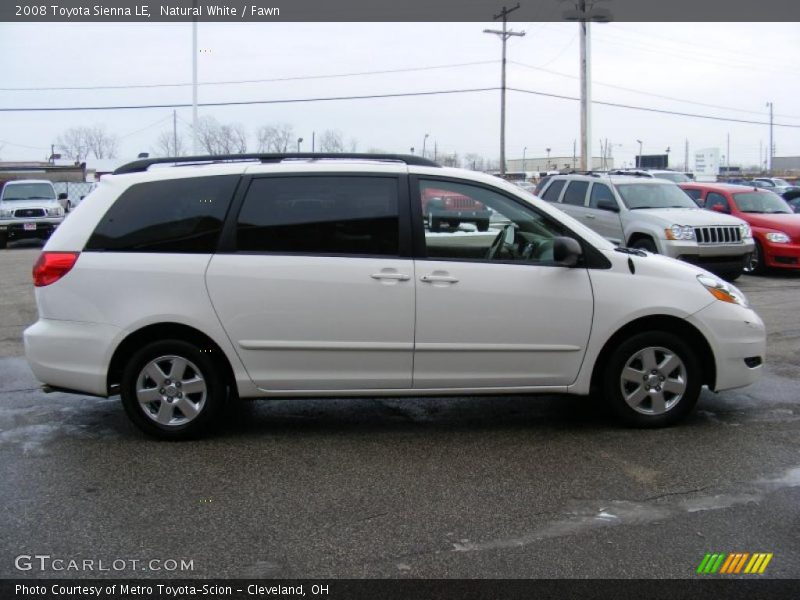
[1,242,798,579]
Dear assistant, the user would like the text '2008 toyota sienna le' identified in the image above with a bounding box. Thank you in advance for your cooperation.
[24,154,766,439]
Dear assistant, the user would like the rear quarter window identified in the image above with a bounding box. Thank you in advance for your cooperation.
[541,179,566,203]
[85,175,238,253]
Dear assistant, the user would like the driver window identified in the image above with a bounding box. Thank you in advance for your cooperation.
[418,179,569,264]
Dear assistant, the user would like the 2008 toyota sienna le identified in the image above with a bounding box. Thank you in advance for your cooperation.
[24,154,766,439]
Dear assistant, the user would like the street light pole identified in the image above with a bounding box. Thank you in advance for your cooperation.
[546,147,551,170]
[522,146,527,173]
[297,137,303,152]
[766,101,774,173]
[484,4,525,177]
[636,139,643,167]
[422,133,429,159]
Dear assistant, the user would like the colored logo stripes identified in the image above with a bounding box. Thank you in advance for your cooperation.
[697,552,773,574]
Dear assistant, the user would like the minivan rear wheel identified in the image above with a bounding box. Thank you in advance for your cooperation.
[121,339,225,440]
[603,331,701,427]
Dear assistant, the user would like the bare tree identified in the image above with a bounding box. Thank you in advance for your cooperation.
[85,125,118,158]
[318,129,345,153]
[195,116,248,155]
[348,138,358,153]
[256,123,294,153]
[439,153,460,168]
[464,153,486,171]
[56,125,118,161]
[154,130,187,157]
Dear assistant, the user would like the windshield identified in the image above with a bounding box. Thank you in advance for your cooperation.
[733,192,792,214]
[1,183,56,201]
[651,172,691,183]
[772,178,790,187]
[616,183,698,209]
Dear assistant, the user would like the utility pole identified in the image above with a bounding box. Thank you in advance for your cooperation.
[684,138,689,172]
[573,139,576,169]
[191,0,199,154]
[312,131,315,153]
[173,110,178,156]
[725,133,729,173]
[766,101,773,173]
[579,0,591,171]
[484,4,525,177]
[434,141,438,162]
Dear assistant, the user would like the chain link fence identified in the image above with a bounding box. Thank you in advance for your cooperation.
[53,181,97,209]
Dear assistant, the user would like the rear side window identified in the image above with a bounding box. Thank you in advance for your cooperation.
[236,176,399,256]
[86,175,238,253]
[541,179,566,202]
[562,181,589,206]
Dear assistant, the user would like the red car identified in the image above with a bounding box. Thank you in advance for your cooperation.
[421,187,492,232]
[680,182,800,273]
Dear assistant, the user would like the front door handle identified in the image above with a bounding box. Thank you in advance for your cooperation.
[371,272,410,281]
[420,274,459,284]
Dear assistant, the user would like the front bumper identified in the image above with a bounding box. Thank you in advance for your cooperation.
[763,240,800,269]
[661,239,753,274]
[687,301,766,392]
[0,218,63,240]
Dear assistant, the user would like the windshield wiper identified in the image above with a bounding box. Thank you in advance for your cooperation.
[615,247,647,257]
[22,196,55,200]
[742,210,766,213]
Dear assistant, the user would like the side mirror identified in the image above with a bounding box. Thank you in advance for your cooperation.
[553,236,583,267]
[596,199,619,212]
[710,204,729,213]
[58,193,68,200]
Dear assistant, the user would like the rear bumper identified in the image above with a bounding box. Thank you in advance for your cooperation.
[687,302,766,392]
[24,318,122,397]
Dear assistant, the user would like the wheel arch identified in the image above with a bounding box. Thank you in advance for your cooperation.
[590,314,716,393]
[107,322,236,396]
[626,231,658,249]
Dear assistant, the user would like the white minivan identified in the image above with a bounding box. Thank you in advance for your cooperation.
[24,154,766,439]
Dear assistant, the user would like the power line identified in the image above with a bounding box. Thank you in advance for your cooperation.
[509,60,800,120]
[0,87,501,112]
[0,61,499,92]
[4,85,799,130]
[508,87,800,128]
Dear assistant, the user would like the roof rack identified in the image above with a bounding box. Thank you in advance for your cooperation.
[607,169,652,178]
[564,170,604,177]
[113,153,440,175]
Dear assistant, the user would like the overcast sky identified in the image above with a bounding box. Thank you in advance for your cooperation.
[1,21,799,169]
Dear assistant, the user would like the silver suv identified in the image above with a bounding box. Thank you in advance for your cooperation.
[0,179,65,248]
[538,174,754,280]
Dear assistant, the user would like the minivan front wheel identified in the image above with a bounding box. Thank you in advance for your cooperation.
[603,331,701,427]
[121,340,225,440]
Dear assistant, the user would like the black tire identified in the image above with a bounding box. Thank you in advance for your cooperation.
[428,214,441,233]
[0,235,6,249]
[476,219,490,232]
[120,339,226,440]
[631,237,658,253]
[448,221,461,230]
[66,201,72,212]
[743,241,764,275]
[603,331,702,427]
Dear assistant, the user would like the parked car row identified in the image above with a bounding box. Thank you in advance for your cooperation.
[0,179,65,249]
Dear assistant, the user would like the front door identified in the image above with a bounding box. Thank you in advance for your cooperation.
[412,178,594,389]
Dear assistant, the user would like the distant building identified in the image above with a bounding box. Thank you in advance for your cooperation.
[772,156,800,172]
[0,161,86,183]
[506,156,612,173]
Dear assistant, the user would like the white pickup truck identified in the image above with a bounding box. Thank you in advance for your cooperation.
[0,179,65,249]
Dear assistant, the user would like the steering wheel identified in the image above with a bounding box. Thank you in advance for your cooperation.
[486,224,515,260]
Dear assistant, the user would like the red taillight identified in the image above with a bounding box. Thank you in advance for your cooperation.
[33,252,79,287]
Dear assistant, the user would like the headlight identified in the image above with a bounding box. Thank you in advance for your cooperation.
[740,223,752,239]
[46,207,63,217]
[697,274,749,308]
[765,231,790,243]
[0,209,12,219]
[665,224,695,241]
